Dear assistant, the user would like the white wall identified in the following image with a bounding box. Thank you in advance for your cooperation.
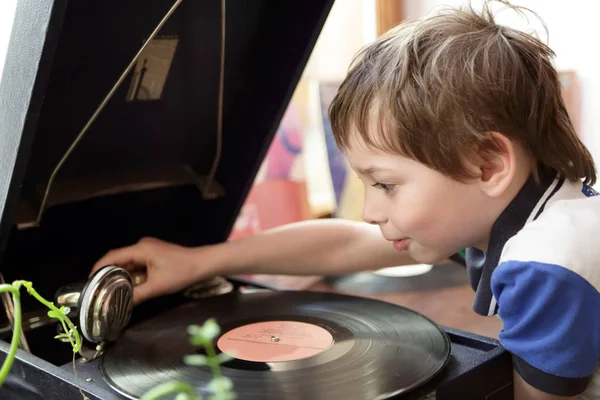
[0,0,18,82]
[405,0,600,180]
[303,0,376,81]
[297,0,378,217]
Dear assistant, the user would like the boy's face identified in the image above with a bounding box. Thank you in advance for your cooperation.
[344,140,494,264]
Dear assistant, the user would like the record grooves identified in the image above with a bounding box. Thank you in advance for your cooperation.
[100,290,451,400]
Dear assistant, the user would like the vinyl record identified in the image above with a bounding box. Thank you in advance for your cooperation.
[100,290,451,400]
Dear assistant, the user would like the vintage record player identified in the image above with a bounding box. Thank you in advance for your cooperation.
[0,0,513,399]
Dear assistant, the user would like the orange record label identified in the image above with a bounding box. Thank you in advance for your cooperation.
[217,320,334,362]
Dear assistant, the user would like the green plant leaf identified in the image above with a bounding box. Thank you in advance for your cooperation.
[190,336,207,347]
[139,380,197,400]
[187,324,203,336]
[207,376,233,392]
[47,309,60,319]
[216,352,234,364]
[201,319,220,341]
[208,390,237,400]
[54,333,71,340]
[183,354,209,366]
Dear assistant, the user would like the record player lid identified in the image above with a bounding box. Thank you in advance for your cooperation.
[0,0,333,250]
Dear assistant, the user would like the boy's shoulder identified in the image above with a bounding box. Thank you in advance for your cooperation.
[490,179,600,398]
[499,181,600,289]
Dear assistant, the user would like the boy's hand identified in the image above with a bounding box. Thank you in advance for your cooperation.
[90,237,218,305]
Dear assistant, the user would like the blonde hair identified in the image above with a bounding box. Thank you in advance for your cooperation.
[329,0,596,185]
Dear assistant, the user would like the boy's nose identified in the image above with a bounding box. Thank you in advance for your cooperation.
[361,201,388,225]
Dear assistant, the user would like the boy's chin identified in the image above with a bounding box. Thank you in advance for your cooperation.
[409,247,453,265]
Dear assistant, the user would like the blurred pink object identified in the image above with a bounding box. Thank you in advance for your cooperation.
[229,104,311,241]
[265,106,303,180]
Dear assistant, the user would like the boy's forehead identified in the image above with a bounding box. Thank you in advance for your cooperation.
[343,136,385,160]
[341,115,407,155]
[343,140,410,173]
[343,126,388,154]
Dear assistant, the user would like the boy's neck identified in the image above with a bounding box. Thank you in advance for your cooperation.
[477,165,555,252]
[476,160,537,251]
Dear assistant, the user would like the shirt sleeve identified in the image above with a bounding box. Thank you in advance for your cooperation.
[491,260,600,396]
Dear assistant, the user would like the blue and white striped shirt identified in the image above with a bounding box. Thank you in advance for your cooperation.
[466,169,600,398]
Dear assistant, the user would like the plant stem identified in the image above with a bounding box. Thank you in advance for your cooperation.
[0,284,22,386]
[203,340,222,380]
[0,281,82,388]
[0,281,228,400]
[18,281,81,353]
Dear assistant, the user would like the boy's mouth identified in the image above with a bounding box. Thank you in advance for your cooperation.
[392,238,410,251]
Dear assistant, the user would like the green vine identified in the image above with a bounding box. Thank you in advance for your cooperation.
[141,319,236,400]
[0,281,235,400]
[0,281,81,386]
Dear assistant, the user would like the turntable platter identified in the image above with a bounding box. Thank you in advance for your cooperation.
[100,290,451,399]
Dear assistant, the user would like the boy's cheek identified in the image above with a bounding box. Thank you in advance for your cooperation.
[394,210,465,251]
[390,211,423,236]
[391,201,445,237]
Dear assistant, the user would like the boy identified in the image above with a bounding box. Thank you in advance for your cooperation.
[92,1,600,399]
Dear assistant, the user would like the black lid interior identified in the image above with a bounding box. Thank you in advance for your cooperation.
[0,0,334,282]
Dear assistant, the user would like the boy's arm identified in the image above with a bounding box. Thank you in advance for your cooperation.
[492,260,599,399]
[514,371,576,400]
[490,207,600,400]
[213,219,423,277]
[93,218,434,304]
[491,240,600,400]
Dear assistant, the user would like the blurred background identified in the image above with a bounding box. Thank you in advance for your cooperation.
[233,0,595,238]
[0,0,590,337]
[229,0,595,338]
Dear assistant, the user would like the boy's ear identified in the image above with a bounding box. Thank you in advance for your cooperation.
[465,132,517,198]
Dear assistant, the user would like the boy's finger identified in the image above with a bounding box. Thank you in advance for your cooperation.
[90,244,149,276]
[132,282,155,305]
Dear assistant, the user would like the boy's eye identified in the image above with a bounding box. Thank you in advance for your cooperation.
[372,182,396,193]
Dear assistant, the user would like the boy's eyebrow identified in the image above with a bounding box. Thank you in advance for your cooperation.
[356,166,393,175]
